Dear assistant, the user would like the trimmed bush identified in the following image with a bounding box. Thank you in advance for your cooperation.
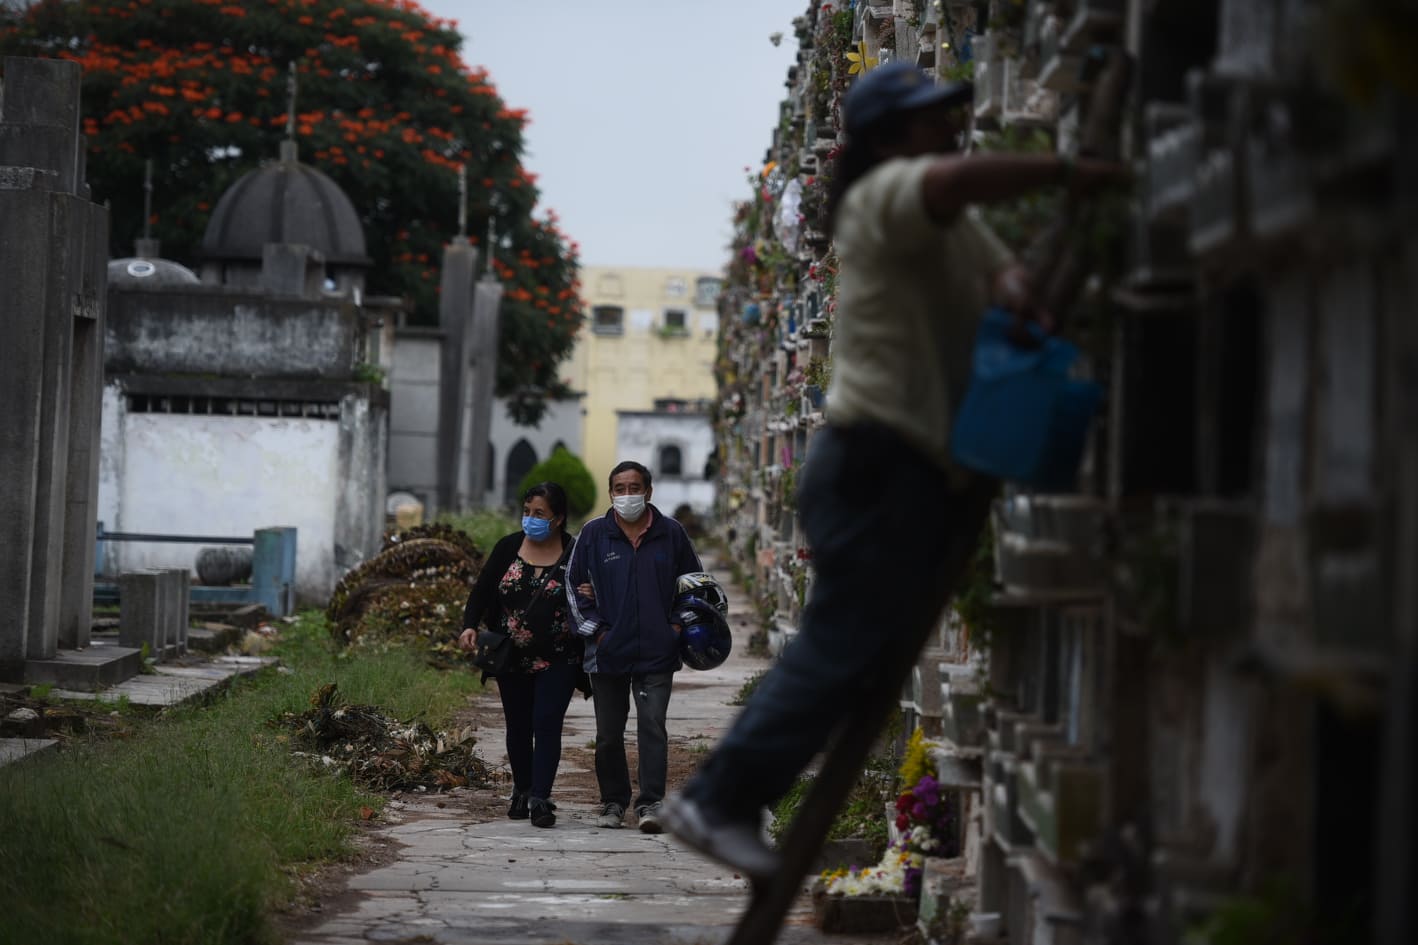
[517,446,597,517]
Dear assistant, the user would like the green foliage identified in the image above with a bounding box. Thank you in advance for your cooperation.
[730,669,767,707]
[1181,879,1361,945]
[769,754,897,858]
[0,611,478,945]
[952,527,1000,649]
[0,0,582,425]
[440,508,520,556]
[352,362,386,385]
[516,446,597,518]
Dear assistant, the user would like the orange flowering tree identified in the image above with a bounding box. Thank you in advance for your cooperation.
[1,0,581,424]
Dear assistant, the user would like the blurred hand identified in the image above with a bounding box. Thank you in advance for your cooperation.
[994,264,1056,344]
[578,582,595,601]
[457,627,477,652]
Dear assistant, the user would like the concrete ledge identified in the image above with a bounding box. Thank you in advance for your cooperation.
[24,643,142,691]
[0,737,58,766]
[186,623,245,653]
[51,655,273,706]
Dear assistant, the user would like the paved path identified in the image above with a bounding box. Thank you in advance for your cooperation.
[292,560,895,945]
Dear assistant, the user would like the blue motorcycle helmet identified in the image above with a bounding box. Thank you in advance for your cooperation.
[674,594,733,671]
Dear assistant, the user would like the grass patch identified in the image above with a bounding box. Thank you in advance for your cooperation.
[730,669,767,706]
[0,611,480,945]
[439,508,520,555]
[768,755,897,859]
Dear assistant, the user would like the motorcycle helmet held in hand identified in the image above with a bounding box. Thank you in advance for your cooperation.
[675,571,729,616]
[673,595,733,671]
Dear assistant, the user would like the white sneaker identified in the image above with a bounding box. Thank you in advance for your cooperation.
[637,802,664,834]
[595,802,626,828]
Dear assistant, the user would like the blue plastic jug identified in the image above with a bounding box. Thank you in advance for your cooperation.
[949,307,1103,490]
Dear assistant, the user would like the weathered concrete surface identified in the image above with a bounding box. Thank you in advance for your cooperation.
[105,291,368,379]
[49,654,273,706]
[0,738,58,766]
[293,559,897,945]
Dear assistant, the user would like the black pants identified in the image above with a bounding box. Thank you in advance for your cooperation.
[496,662,578,801]
[684,423,995,818]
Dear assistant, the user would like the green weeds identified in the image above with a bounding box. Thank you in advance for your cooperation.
[0,611,479,945]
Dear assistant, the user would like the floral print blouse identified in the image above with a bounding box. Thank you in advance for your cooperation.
[497,556,580,674]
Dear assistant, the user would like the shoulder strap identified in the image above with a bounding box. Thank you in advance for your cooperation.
[513,542,571,626]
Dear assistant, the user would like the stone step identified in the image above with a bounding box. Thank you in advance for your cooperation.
[52,655,274,707]
[0,737,58,767]
[186,622,245,654]
[23,641,142,691]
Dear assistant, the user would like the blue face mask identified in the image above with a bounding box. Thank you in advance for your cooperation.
[522,515,553,540]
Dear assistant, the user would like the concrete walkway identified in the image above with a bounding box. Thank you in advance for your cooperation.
[292,560,894,945]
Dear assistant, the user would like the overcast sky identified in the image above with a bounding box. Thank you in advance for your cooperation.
[425,0,807,272]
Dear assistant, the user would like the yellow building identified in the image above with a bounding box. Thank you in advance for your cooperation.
[565,266,722,494]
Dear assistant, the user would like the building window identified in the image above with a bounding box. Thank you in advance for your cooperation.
[662,309,687,336]
[695,277,722,307]
[665,277,687,298]
[505,439,538,505]
[659,444,683,478]
[592,305,624,335]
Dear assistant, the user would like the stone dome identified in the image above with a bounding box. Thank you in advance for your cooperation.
[107,239,201,287]
[200,141,369,267]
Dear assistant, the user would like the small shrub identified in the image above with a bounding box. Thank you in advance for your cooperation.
[442,509,520,555]
[517,446,597,517]
[730,669,767,706]
[769,755,896,858]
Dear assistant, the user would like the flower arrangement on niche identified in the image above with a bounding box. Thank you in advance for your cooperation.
[819,729,957,898]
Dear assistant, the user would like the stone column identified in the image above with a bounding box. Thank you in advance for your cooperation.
[0,186,48,673]
[436,237,478,515]
[118,571,162,654]
[334,389,388,579]
[463,276,503,508]
[0,57,108,677]
[59,192,108,649]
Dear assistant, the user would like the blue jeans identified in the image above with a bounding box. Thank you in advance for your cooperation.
[497,662,578,801]
[684,424,994,819]
[591,671,673,811]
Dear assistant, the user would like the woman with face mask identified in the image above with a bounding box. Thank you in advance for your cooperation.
[458,481,584,828]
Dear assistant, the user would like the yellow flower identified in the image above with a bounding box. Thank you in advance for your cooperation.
[845,40,878,76]
[898,728,935,787]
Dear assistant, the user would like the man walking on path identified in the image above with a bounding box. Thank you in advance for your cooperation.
[566,460,704,833]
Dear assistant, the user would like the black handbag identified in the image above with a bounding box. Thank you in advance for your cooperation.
[471,626,514,675]
[470,548,568,676]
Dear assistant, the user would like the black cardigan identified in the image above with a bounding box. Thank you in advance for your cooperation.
[460,530,574,635]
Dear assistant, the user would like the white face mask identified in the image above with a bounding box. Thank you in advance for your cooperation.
[613,494,647,522]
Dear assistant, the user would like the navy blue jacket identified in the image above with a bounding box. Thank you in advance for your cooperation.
[566,504,703,675]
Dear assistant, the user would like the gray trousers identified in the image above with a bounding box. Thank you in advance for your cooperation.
[590,671,673,811]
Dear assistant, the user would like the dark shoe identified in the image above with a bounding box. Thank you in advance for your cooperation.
[662,794,779,884]
[636,802,664,834]
[529,797,556,828]
[595,801,626,828]
[507,790,529,820]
